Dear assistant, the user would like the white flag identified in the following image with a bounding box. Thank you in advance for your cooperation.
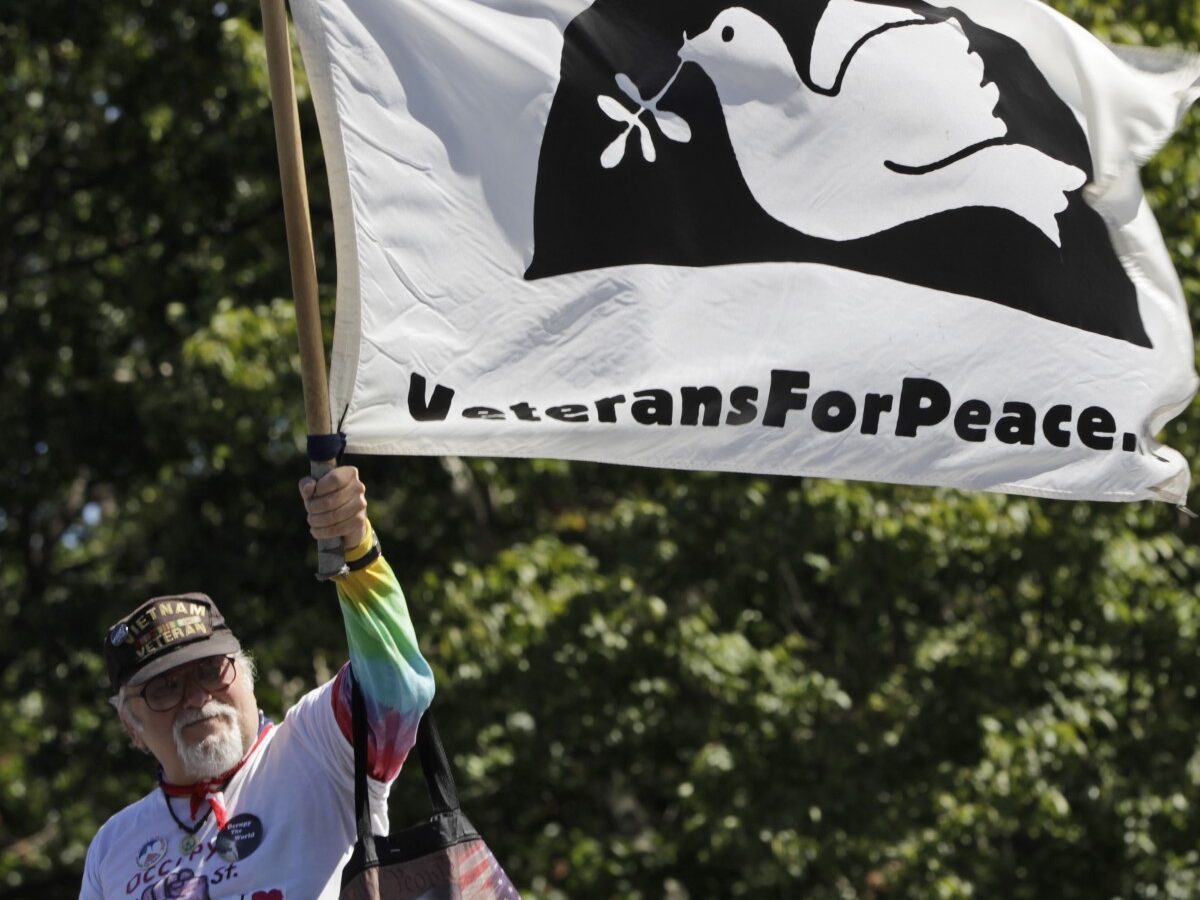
[290,0,1199,503]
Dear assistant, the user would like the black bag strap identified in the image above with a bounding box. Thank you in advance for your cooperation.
[415,710,460,816]
[349,668,462,843]
[350,669,373,842]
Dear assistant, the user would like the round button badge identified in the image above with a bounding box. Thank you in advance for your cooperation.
[214,813,265,863]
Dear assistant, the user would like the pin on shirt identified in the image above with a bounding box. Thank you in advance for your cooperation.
[214,813,265,863]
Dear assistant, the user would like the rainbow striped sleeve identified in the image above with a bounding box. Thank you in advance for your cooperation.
[330,522,435,781]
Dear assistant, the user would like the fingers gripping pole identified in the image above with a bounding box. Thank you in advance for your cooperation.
[310,460,350,581]
[307,433,349,580]
[260,0,346,579]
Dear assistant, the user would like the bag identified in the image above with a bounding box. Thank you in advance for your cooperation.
[341,675,521,899]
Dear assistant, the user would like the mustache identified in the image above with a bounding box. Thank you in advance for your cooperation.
[172,701,238,739]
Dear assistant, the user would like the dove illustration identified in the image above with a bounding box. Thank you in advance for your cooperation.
[678,2,1088,245]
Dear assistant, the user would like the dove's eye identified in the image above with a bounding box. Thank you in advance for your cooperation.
[721,25,734,42]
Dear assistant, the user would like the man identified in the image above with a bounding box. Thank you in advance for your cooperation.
[81,467,434,899]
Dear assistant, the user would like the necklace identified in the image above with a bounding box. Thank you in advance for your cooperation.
[161,792,211,854]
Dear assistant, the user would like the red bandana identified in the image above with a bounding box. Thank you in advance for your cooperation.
[161,723,273,829]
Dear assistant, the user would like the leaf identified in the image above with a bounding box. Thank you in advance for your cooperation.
[636,120,656,164]
[614,72,643,105]
[600,130,628,169]
[597,94,633,123]
[654,110,692,143]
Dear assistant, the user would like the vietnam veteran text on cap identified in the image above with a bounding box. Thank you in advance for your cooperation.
[104,593,241,692]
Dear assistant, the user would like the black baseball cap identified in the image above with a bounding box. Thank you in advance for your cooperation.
[104,592,241,693]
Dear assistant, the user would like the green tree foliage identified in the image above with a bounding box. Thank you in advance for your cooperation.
[1,1,1198,897]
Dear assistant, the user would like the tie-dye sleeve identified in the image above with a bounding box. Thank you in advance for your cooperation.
[329,522,435,781]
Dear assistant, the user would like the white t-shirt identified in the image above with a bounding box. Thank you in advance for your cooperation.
[81,679,390,900]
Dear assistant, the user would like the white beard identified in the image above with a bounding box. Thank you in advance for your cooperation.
[173,701,246,780]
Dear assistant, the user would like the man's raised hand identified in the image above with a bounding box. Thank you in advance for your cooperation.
[298,466,368,551]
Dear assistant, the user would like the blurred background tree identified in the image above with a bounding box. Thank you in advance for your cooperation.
[1,1,1197,897]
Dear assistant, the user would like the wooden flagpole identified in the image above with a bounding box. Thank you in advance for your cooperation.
[260,0,346,578]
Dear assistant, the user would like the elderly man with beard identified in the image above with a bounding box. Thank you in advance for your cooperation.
[81,467,435,900]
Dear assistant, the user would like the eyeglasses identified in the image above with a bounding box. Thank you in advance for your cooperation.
[131,655,237,712]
